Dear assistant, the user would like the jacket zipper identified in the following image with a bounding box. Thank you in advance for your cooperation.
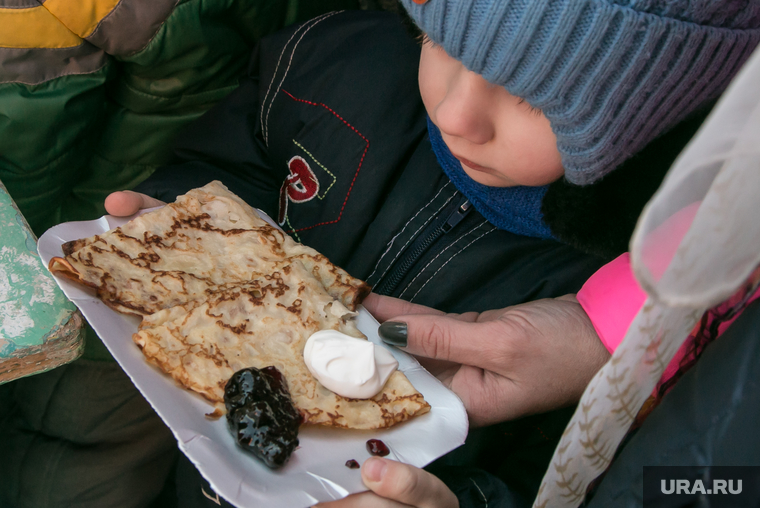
[374,197,472,296]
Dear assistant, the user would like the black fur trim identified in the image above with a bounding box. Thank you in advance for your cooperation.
[542,106,713,260]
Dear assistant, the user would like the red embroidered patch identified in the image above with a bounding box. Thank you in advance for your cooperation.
[285,156,319,202]
[279,90,369,233]
[278,155,320,225]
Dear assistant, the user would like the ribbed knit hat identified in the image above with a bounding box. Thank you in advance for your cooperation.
[401,0,760,185]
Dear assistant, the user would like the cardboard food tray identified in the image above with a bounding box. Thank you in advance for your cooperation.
[38,210,468,508]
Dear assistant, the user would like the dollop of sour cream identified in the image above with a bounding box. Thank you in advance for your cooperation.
[303,330,399,399]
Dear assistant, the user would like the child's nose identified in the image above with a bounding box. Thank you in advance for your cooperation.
[434,70,495,145]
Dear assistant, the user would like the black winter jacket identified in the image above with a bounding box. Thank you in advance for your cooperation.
[137,10,605,314]
[136,10,705,507]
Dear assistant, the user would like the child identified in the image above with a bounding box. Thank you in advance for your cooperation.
[105,3,760,506]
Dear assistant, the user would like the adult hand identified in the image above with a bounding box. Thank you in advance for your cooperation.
[314,457,458,508]
[363,293,610,427]
[104,191,165,217]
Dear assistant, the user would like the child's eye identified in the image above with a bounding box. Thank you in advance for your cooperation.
[422,34,442,50]
[517,98,543,117]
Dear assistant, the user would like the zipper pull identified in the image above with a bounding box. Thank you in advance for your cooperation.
[442,200,472,232]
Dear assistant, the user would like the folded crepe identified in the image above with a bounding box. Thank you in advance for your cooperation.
[50,181,430,429]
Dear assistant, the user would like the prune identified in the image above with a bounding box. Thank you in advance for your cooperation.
[366,439,390,457]
[224,366,302,468]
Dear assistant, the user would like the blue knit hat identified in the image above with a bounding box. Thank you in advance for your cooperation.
[401,0,760,185]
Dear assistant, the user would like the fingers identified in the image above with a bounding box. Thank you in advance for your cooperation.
[380,313,500,367]
[104,191,165,217]
[362,293,444,322]
[362,458,458,508]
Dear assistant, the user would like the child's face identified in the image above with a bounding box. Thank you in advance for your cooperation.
[419,40,564,187]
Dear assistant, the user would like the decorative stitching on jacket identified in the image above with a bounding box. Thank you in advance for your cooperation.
[260,19,309,142]
[262,11,340,145]
[373,190,457,286]
[280,89,368,233]
[200,487,221,505]
[284,215,301,243]
[409,224,497,302]
[399,219,488,299]
[366,182,452,282]
[292,139,336,199]
[470,478,488,508]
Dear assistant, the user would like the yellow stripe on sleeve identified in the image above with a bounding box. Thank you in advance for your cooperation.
[0,6,82,48]
[43,0,122,39]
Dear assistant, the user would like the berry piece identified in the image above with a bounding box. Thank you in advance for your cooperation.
[366,439,390,457]
[345,459,360,469]
[224,366,302,468]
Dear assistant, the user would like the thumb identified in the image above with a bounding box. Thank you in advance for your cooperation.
[378,313,495,367]
[104,191,164,217]
[362,458,458,508]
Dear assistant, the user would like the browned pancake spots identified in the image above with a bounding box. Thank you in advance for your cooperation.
[300,408,322,422]
[325,412,348,428]
[152,273,188,295]
[376,393,430,423]
[213,288,241,303]
[285,299,302,316]
[214,319,249,335]
[111,245,144,263]
[242,288,265,306]
[98,272,114,289]
[172,213,277,242]
[206,225,253,236]
[245,287,263,299]
[173,214,211,231]
[301,316,320,330]
[78,251,95,267]
[257,226,286,251]
[372,393,392,405]
[162,324,229,371]
[261,273,288,298]
[62,238,87,256]
[135,251,160,266]
[143,232,168,247]
[104,295,151,316]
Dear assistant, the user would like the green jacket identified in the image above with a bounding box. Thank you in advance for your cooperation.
[0,0,360,237]
[0,0,360,365]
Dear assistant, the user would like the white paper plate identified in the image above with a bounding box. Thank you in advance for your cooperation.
[38,211,468,508]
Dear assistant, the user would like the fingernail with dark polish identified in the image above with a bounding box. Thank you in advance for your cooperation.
[378,321,407,347]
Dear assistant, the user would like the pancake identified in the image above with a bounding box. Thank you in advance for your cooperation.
[50,181,429,430]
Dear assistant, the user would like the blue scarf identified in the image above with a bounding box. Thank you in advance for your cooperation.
[427,118,555,240]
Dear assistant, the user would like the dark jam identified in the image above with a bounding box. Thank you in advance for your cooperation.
[366,439,390,457]
[224,366,302,468]
[345,459,360,469]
